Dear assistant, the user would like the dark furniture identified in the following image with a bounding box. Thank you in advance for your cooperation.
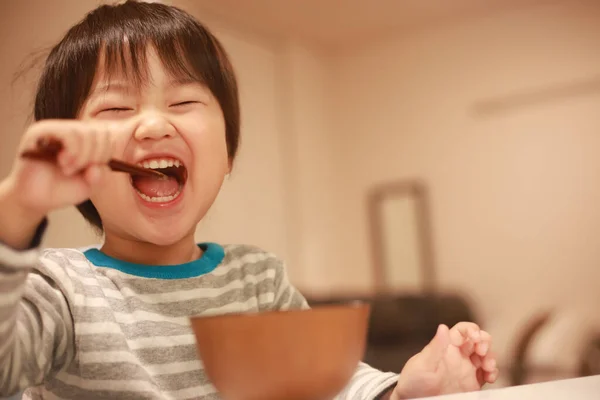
[307,293,477,373]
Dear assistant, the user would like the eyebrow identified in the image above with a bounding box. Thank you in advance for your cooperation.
[88,82,135,100]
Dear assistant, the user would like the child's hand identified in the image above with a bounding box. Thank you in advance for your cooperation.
[0,119,119,248]
[390,322,498,400]
[6,119,116,215]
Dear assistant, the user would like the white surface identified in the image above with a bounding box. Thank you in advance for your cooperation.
[425,376,600,400]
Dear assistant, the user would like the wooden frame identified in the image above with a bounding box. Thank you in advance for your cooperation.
[367,180,436,294]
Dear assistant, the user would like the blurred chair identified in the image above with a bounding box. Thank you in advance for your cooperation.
[579,334,600,377]
[508,310,600,386]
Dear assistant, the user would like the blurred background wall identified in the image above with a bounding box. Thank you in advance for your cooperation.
[2,0,600,388]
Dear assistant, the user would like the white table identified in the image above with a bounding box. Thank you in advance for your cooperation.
[425,375,600,399]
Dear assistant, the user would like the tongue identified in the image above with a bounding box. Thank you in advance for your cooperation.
[132,176,180,198]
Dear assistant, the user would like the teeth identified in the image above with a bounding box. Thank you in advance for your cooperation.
[138,158,181,170]
[136,188,182,203]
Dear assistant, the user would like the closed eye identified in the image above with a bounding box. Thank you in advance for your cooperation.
[100,107,132,113]
[171,101,200,107]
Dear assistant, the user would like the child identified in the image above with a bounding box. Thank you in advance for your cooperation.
[0,1,498,399]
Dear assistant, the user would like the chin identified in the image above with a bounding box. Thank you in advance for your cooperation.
[136,226,195,247]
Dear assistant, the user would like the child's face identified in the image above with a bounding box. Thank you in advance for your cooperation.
[79,46,230,246]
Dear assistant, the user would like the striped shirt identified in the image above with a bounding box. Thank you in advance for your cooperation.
[0,229,398,399]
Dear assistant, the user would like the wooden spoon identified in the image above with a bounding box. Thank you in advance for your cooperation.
[21,137,166,179]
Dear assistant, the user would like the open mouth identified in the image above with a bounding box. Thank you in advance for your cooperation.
[131,158,188,203]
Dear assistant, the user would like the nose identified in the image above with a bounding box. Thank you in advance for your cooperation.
[133,112,177,142]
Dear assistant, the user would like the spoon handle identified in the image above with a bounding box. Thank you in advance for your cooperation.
[21,137,166,179]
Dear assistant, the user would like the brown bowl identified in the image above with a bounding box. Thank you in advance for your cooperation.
[190,302,370,400]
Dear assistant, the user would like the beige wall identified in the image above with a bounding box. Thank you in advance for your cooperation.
[327,0,600,358]
[274,42,344,292]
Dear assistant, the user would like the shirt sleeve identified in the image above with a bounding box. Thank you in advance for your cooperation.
[271,259,399,400]
[0,222,76,396]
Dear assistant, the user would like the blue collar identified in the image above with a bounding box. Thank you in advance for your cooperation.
[83,242,225,279]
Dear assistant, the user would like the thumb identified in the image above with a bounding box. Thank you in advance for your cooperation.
[420,324,451,369]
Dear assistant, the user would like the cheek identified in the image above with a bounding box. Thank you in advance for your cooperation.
[88,176,131,214]
[185,114,229,173]
[196,135,228,169]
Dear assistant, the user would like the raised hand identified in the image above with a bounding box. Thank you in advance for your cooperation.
[391,322,498,399]
[0,119,125,249]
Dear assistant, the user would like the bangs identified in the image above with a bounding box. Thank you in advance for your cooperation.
[100,10,222,90]
[102,37,201,89]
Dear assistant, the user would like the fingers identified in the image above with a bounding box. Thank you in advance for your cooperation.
[59,127,87,175]
[449,322,482,347]
[76,127,97,172]
[23,120,116,177]
[485,368,499,384]
[475,330,491,356]
[56,130,82,175]
[21,119,77,153]
[450,324,493,357]
[449,322,483,359]
[451,326,494,375]
[447,322,499,388]
[476,368,485,386]
[94,125,114,164]
[62,124,114,175]
[470,353,482,368]
[481,351,497,372]
[475,351,499,387]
